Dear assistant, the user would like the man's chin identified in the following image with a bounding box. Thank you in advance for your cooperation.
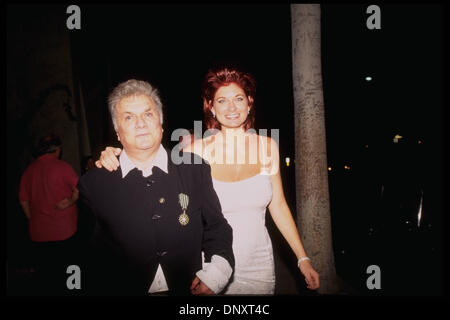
[137,142,159,150]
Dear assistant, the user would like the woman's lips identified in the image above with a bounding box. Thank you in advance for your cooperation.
[225,113,240,119]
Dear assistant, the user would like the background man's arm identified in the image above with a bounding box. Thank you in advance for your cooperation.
[19,201,31,220]
[56,187,79,210]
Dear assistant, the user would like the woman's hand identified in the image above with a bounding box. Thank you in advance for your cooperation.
[299,260,320,290]
[95,147,122,171]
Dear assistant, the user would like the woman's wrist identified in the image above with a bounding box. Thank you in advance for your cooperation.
[297,256,311,268]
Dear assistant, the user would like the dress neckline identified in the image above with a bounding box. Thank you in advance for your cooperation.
[212,172,270,184]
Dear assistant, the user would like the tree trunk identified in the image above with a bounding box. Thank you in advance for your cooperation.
[291,4,340,294]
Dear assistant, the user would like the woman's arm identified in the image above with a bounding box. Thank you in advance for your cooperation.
[265,136,320,290]
[55,187,79,210]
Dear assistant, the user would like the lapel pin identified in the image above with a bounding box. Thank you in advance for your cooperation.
[178,193,189,226]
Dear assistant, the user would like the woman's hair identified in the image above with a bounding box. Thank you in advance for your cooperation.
[201,67,257,130]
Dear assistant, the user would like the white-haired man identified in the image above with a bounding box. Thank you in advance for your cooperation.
[78,79,234,296]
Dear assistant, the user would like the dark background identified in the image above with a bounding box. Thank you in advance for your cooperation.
[6,4,443,296]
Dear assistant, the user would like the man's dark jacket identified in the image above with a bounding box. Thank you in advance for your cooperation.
[77,151,234,295]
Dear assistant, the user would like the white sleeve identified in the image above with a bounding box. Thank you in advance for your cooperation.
[195,254,232,294]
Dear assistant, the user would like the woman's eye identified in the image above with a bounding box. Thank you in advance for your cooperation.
[125,115,132,120]
[145,112,152,117]
[217,99,225,104]
[236,97,244,102]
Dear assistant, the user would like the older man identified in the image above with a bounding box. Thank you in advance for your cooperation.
[78,79,234,296]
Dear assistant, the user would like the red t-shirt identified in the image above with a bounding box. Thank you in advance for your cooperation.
[19,154,79,242]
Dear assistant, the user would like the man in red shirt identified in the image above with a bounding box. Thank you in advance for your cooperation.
[19,134,79,295]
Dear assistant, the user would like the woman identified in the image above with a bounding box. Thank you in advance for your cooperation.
[96,67,320,294]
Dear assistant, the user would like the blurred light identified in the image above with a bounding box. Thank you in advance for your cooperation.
[344,165,351,170]
[406,221,410,224]
[341,250,345,254]
[393,134,403,143]
[365,144,369,148]
[365,76,372,81]
[417,190,423,227]
[418,140,422,144]
[328,166,332,171]
[285,157,290,167]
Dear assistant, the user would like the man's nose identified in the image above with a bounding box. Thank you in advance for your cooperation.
[135,115,148,128]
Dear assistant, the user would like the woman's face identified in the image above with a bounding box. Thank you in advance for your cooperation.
[211,83,253,130]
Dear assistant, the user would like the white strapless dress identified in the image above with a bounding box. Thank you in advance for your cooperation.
[212,173,275,295]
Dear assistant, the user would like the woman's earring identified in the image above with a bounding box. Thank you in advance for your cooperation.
[212,110,216,118]
[248,108,250,114]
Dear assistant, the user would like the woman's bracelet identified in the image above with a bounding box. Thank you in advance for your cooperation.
[297,257,311,268]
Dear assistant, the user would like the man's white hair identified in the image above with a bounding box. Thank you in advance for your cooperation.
[108,79,163,130]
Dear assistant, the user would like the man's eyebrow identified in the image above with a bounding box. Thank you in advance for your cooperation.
[121,111,134,116]
[122,108,152,114]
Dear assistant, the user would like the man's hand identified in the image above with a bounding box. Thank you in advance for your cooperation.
[55,188,78,210]
[56,198,72,210]
[190,276,215,295]
[95,147,122,171]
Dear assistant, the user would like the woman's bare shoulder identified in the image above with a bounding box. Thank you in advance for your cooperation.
[249,133,278,151]
[252,133,280,175]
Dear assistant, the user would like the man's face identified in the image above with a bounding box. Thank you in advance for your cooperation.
[115,94,163,154]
